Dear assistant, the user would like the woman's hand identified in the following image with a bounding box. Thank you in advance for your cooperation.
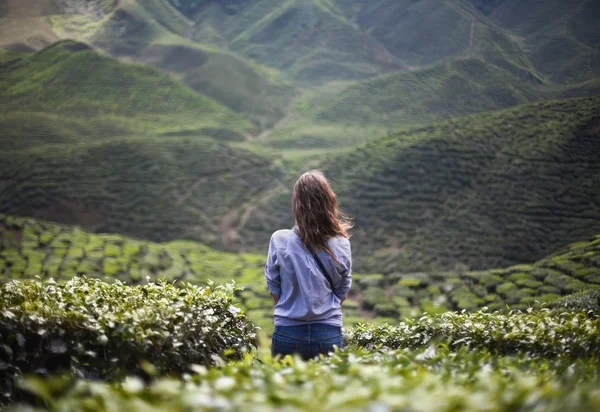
[271,293,280,305]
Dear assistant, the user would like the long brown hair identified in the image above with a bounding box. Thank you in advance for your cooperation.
[292,170,352,260]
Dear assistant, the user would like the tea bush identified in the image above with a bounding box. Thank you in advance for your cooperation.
[12,347,600,411]
[549,289,600,312]
[347,308,600,358]
[0,277,257,403]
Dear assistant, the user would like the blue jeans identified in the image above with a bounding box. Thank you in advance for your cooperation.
[271,323,344,360]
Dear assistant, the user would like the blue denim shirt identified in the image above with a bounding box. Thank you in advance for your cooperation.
[265,229,352,327]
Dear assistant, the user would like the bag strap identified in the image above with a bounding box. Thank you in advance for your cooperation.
[293,227,334,290]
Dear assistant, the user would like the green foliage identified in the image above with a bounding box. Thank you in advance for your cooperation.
[348,308,600,358]
[476,0,600,84]
[3,214,600,328]
[0,133,283,249]
[12,346,600,411]
[549,289,600,312]
[0,41,249,128]
[0,277,256,403]
[313,58,543,129]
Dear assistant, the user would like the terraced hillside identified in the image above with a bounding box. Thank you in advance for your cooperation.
[2,214,599,332]
[471,0,600,84]
[0,213,297,332]
[0,135,282,249]
[353,236,600,321]
[178,0,544,86]
[240,95,600,273]
[335,0,534,75]
[0,0,296,129]
[84,1,296,129]
[180,0,404,85]
[0,40,252,150]
[312,57,543,129]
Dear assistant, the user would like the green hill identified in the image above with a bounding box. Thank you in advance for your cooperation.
[106,43,296,130]
[312,57,544,129]
[0,135,282,250]
[0,0,296,130]
[179,0,404,85]
[253,58,598,152]
[239,95,600,273]
[335,0,534,75]
[179,0,544,87]
[0,40,252,146]
[83,1,296,129]
[473,0,600,84]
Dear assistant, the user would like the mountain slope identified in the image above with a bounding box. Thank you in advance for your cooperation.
[239,95,600,273]
[312,57,544,128]
[472,0,600,84]
[0,41,235,117]
[181,0,404,85]
[0,0,296,129]
[0,40,253,151]
[335,0,533,74]
[0,136,283,249]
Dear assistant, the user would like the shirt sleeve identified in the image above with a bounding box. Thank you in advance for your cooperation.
[264,235,281,296]
[333,240,352,299]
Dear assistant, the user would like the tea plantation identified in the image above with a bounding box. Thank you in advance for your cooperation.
[1,214,600,409]
[2,213,600,332]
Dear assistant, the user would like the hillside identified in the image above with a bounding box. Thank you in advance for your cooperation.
[2,214,599,332]
[0,0,296,129]
[335,0,534,75]
[84,1,296,129]
[177,0,547,87]
[472,0,600,84]
[312,57,544,129]
[0,40,252,148]
[0,135,282,250]
[239,95,600,273]
[184,0,404,85]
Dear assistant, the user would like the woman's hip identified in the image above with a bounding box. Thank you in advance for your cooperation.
[273,323,343,342]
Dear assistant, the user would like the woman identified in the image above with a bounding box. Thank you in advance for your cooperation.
[265,170,353,360]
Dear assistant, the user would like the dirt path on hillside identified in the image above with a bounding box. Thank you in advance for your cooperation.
[161,0,194,27]
[220,183,286,249]
[248,97,300,141]
[468,18,475,54]
[174,176,208,206]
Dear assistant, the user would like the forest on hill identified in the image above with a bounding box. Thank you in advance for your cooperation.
[1,0,600,410]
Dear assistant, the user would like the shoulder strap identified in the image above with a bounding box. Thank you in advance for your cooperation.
[293,227,334,290]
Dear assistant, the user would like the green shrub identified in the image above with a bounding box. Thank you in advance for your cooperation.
[549,289,600,312]
[0,277,257,403]
[374,303,398,318]
[362,286,387,311]
[397,277,423,288]
[347,309,600,358]
[13,347,600,412]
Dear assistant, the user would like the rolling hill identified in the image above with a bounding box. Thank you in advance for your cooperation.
[472,0,600,84]
[0,40,252,149]
[173,0,405,85]
[0,136,283,250]
[312,57,544,129]
[0,0,296,130]
[335,0,534,76]
[238,95,600,273]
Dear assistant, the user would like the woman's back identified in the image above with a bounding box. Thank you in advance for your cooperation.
[265,228,352,327]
